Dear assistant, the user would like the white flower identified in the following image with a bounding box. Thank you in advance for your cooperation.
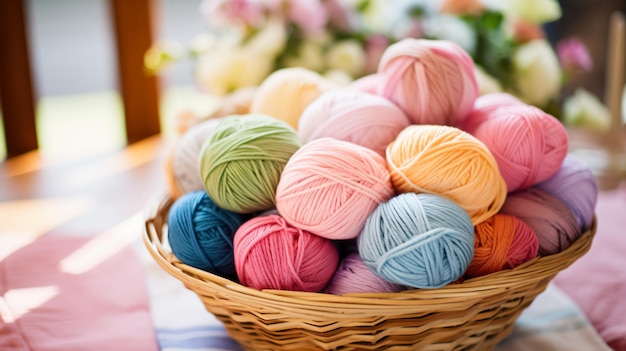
[511,39,561,107]
[196,38,274,96]
[422,14,477,55]
[563,88,611,133]
[247,20,287,57]
[474,65,503,95]
[326,40,366,77]
[496,0,561,24]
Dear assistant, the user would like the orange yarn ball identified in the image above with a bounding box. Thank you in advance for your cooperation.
[386,125,507,225]
[466,214,539,278]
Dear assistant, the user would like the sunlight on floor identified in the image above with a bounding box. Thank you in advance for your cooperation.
[0,85,216,163]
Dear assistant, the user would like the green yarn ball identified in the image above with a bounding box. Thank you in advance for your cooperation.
[199,114,302,214]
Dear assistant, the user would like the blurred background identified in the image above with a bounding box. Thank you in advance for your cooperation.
[0,0,624,162]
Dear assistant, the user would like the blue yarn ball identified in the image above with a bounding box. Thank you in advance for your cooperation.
[167,190,249,279]
[358,193,475,289]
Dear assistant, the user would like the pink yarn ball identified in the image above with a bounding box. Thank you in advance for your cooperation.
[298,90,410,157]
[499,187,581,256]
[377,38,478,126]
[233,214,339,292]
[472,104,569,192]
[348,74,382,95]
[459,93,524,134]
[325,252,404,295]
[276,138,394,240]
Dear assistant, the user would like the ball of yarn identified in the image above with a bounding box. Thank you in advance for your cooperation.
[233,213,339,292]
[276,137,394,240]
[386,124,507,225]
[472,104,569,192]
[348,74,381,95]
[459,92,524,134]
[167,190,249,279]
[325,252,404,295]
[536,155,598,231]
[250,67,337,129]
[358,193,475,289]
[499,187,582,256]
[298,90,410,157]
[465,214,539,278]
[199,114,301,214]
[168,119,223,198]
[377,38,478,126]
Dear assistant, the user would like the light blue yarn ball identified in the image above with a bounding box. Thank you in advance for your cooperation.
[358,193,475,289]
[167,190,249,279]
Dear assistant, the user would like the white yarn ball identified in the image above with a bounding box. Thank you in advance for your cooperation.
[172,118,223,194]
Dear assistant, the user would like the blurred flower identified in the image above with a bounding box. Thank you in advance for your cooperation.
[563,88,611,133]
[287,0,328,36]
[422,14,476,55]
[143,40,185,75]
[501,0,561,24]
[511,39,561,107]
[510,18,545,43]
[475,65,503,95]
[283,34,328,73]
[326,40,366,77]
[200,0,265,29]
[557,38,593,76]
[364,34,389,74]
[441,0,484,16]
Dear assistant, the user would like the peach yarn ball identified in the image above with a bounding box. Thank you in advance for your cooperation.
[377,38,478,126]
[386,125,507,225]
[472,104,569,192]
[250,67,337,129]
[298,90,410,157]
[276,138,394,240]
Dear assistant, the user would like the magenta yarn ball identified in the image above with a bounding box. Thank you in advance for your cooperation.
[376,38,478,126]
[275,137,394,240]
[325,252,404,295]
[298,90,410,157]
[233,214,339,292]
[499,187,581,256]
[472,104,569,192]
[459,93,524,134]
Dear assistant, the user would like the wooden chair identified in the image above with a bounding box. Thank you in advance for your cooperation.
[0,0,161,159]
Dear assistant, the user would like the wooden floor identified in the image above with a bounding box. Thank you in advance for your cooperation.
[0,136,172,237]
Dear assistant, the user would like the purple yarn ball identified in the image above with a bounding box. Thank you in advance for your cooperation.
[500,188,581,256]
[536,155,598,231]
[325,252,404,295]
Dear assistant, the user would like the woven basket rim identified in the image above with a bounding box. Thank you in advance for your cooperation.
[143,194,596,308]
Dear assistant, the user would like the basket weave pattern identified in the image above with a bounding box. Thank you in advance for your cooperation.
[143,196,596,351]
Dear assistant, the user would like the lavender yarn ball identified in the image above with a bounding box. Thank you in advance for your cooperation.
[325,252,404,295]
[536,155,598,231]
[500,188,581,256]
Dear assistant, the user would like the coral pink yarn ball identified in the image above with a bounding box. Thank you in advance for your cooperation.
[377,38,479,126]
[298,90,410,157]
[276,138,394,240]
[459,93,524,134]
[233,214,339,292]
[472,104,569,192]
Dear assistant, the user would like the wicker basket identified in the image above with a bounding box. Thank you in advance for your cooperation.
[143,195,596,351]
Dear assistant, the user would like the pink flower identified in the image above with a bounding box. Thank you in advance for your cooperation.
[441,0,484,15]
[200,0,265,28]
[287,0,327,35]
[512,18,545,43]
[557,37,593,74]
[364,34,389,74]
